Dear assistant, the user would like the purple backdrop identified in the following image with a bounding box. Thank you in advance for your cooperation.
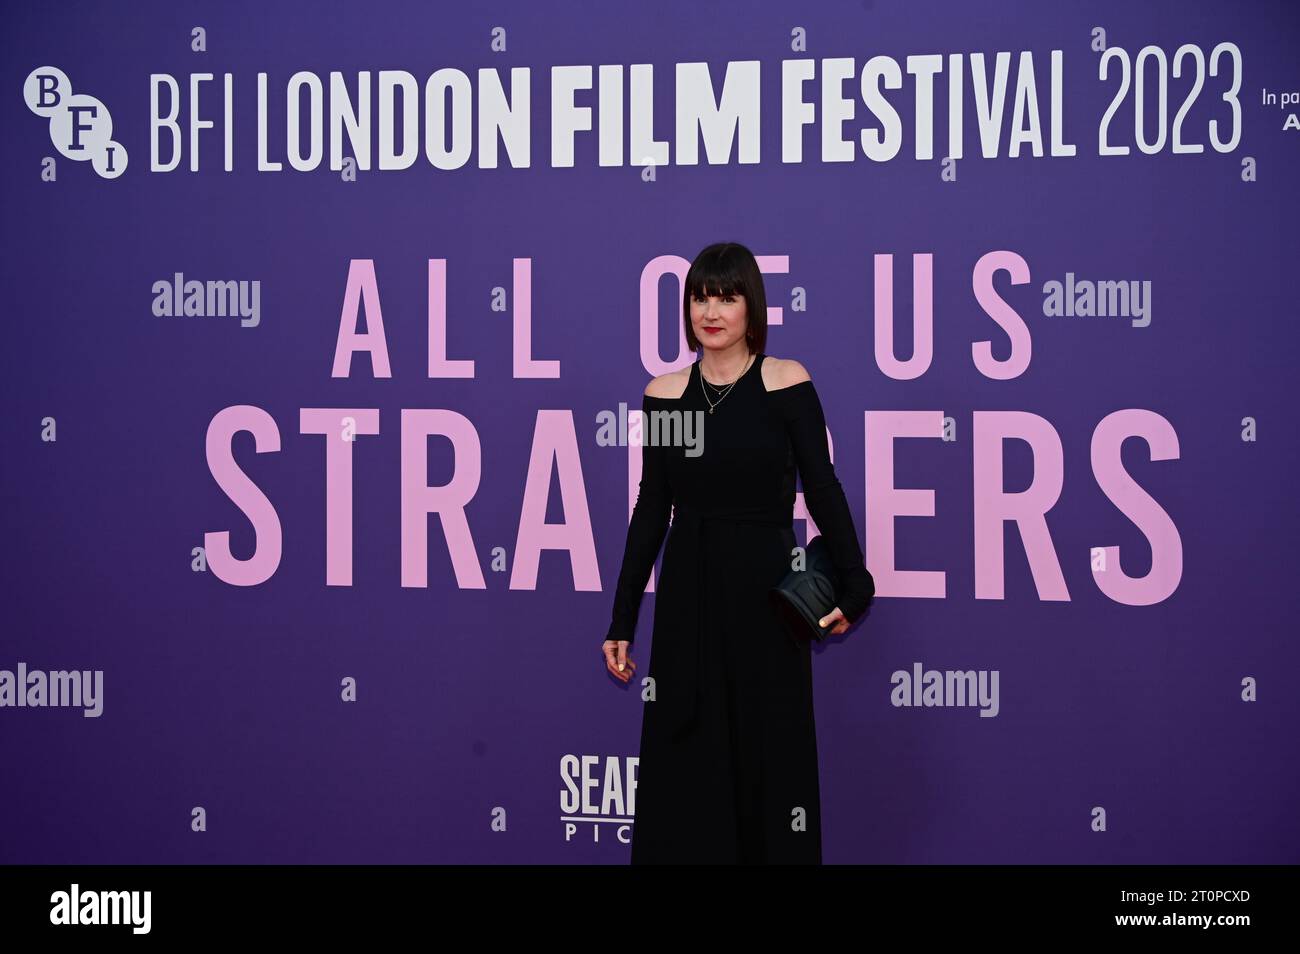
[2,0,1297,864]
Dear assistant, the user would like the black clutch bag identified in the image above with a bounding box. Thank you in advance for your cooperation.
[768,534,842,644]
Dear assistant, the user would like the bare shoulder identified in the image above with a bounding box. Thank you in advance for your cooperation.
[760,355,812,392]
[644,366,691,399]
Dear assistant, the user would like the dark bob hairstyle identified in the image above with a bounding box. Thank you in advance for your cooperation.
[682,242,768,354]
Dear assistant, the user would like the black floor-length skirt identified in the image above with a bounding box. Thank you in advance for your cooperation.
[629,517,821,864]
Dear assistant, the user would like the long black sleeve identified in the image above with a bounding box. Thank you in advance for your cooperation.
[604,394,674,644]
[778,380,875,623]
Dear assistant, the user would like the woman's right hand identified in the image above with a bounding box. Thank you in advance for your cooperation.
[603,640,636,683]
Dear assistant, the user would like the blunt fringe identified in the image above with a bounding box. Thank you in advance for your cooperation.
[682,242,768,354]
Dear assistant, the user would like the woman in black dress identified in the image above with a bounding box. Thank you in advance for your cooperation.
[602,242,875,864]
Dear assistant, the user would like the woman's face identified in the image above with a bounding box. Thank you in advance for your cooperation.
[689,288,748,352]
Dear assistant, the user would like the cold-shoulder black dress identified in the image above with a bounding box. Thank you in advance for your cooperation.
[604,352,875,864]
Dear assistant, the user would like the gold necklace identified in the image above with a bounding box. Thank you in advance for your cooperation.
[697,353,754,414]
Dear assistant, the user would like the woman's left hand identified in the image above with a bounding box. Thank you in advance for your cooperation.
[818,606,850,635]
